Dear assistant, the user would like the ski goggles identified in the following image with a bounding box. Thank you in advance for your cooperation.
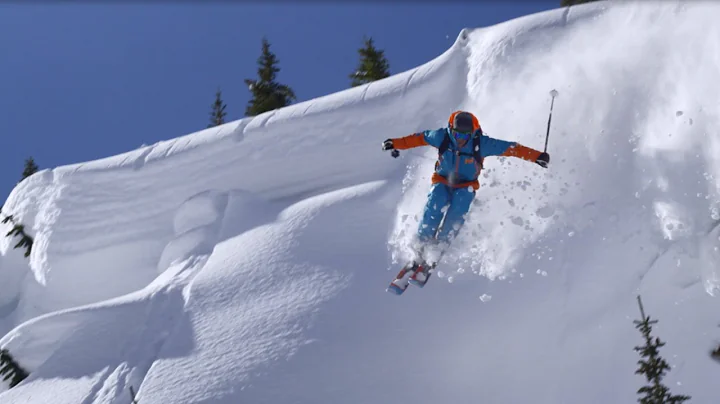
[452,129,471,142]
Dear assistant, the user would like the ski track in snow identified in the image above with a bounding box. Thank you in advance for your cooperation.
[2,2,720,403]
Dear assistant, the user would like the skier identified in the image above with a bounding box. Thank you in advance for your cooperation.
[382,110,550,293]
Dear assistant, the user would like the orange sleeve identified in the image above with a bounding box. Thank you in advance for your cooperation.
[501,143,542,162]
[391,133,428,150]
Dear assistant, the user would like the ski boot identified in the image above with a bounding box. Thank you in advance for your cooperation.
[387,262,419,295]
[408,262,433,288]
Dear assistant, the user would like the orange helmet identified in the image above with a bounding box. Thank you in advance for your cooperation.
[448,111,480,134]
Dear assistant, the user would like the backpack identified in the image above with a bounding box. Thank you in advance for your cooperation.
[437,130,483,170]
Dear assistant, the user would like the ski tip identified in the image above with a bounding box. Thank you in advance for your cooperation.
[386,284,406,295]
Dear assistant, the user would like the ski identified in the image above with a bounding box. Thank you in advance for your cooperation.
[386,261,419,295]
[386,260,437,295]
[387,243,446,295]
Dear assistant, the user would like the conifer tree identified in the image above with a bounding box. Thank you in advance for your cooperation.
[20,157,39,183]
[208,88,228,128]
[633,296,691,403]
[0,348,29,388]
[712,344,720,362]
[350,36,391,87]
[244,38,296,117]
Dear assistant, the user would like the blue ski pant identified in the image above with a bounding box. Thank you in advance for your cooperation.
[417,183,476,243]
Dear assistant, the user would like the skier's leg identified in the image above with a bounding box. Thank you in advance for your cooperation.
[416,183,451,244]
[410,184,454,287]
[436,187,476,243]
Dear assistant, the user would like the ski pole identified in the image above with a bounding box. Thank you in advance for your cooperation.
[544,89,559,153]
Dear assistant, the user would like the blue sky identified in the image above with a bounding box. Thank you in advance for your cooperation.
[0,2,558,201]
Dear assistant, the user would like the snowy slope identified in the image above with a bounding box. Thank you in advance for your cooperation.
[2,1,720,403]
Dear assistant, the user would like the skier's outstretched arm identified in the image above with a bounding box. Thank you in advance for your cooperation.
[481,135,550,167]
[382,129,445,151]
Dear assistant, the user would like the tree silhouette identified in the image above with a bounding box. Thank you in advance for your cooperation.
[20,157,39,183]
[349,36,391,87]
[633,296,691,403]
[244,38,296,116]
[208,88,228,128]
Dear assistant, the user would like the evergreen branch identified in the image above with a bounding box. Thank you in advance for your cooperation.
[711,345,720,362]
[14,235,33,257]
[2,214,14,225]
[6,224,23,238]
[0,361,11,378]
[1,213,34,257]
[0,348,29,389]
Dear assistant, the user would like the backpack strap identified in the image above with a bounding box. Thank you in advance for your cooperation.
[438,131,451,158]
[438,130,483,170]
[472,132,483,170]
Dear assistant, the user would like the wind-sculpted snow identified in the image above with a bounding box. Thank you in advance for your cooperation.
[1,28,466,323]
[1,2,719,403]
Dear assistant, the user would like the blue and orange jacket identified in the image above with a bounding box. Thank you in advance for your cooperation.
[391,128,543,190]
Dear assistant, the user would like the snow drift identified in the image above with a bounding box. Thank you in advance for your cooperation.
[1,1,719,403]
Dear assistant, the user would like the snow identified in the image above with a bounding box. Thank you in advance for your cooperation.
[1,1,720,403]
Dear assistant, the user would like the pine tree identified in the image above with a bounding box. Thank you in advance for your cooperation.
[208,88,228,128]
[244,38,296,117]
[349,36,391,88]
[0,348,29,388]
[633,296,691,403]
[712,344,720,362]
[561,0,600,6]
[20,157,39,183]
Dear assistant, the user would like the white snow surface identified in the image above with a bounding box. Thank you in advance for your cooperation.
[2,2,720,403]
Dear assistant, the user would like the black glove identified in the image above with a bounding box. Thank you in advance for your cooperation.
[536,152,550,168]
[382,139,400,158]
